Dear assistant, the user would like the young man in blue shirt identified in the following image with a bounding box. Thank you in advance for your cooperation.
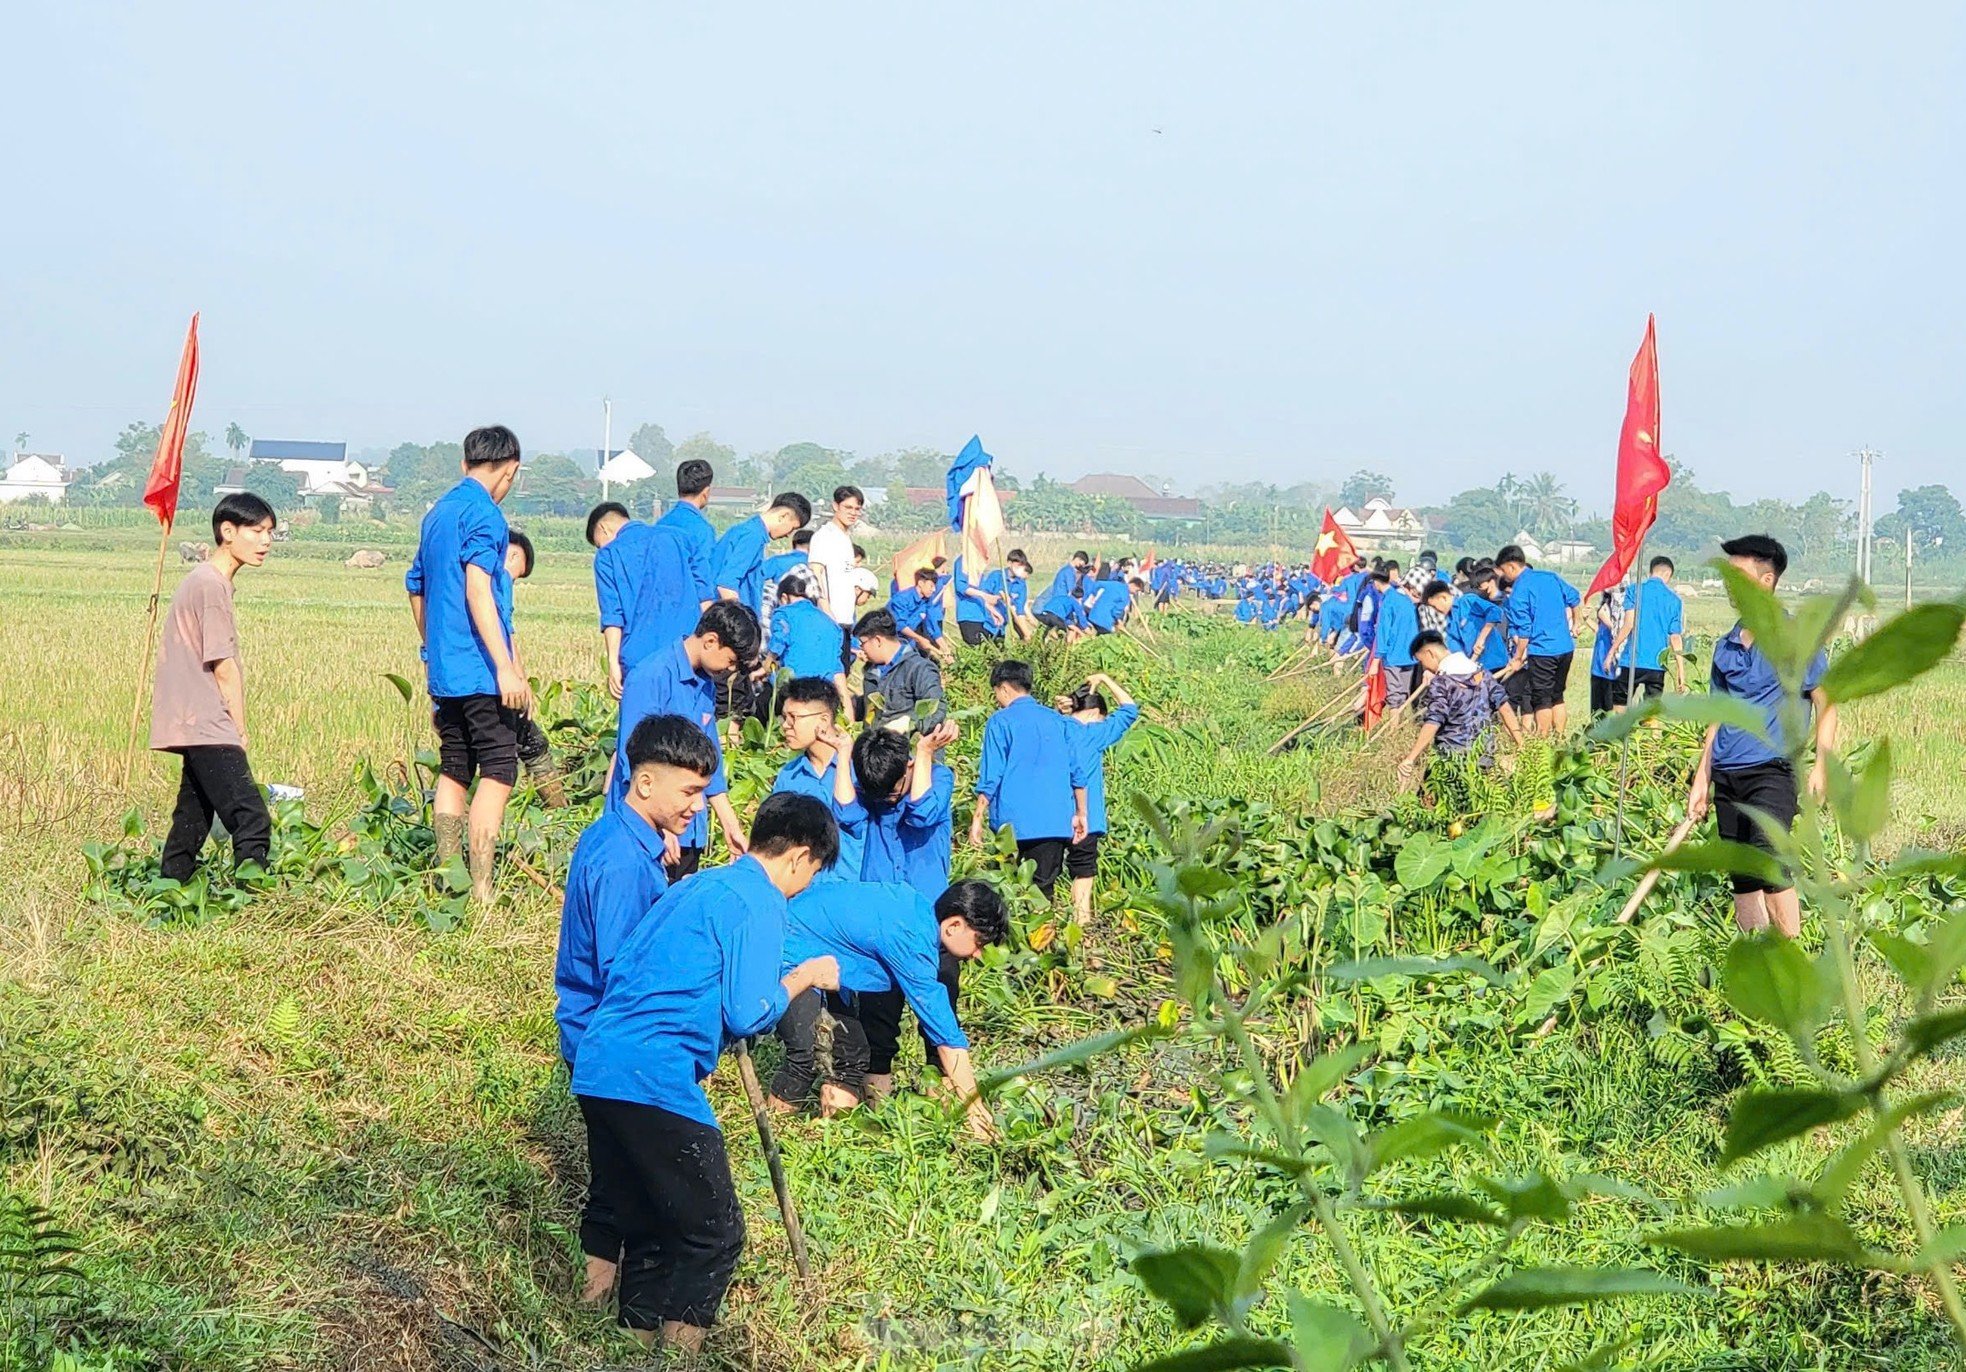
[1047,550,1091,605]
[712,492,812,619]
[1605,555,1689,707]
[612,601,761,876]
[970,659,1090,900]
[951,554,1008,646]
[554,714,717,1305]
[406,424,526,903]
[589,504,700,702]
[571,793,840,1350]
[770,677,864,880]
[1587,586,1626,717]
[1444,560,1509,675]
[767,576,851,715]
[851,723,958,896]
[1687,535,1838,938]
[1084,574,1142,636]
[886,564,951,661]
[768,878,1007,1137]
[1497,543,1582,736]
[1058,672,1140,927]
[758,527,813,631]
[1372,569,1426,712]
[657,458,718,609]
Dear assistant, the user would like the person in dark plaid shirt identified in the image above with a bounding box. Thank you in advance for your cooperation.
[1395,630,1525,787]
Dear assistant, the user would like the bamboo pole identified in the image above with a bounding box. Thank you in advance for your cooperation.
[734,1038,816,1289]
[1268,673,1366,754]
[119,521,175,789]
[1615,816,1696,925]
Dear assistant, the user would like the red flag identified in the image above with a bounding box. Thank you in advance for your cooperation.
[1310,508,1359,585]
[1586,315,1665,596]
[1360,659,1388,732]
[141,314,202,532]
[1139,546,1157,574]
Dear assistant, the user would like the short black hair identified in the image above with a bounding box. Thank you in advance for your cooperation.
[463,425,521,467]
[625,713,717,777]
[770,492,812,526]
[990,660,1034,694]
[855,608,898,641]
[852,543,867,560]
[778,676,839,712]
[1421,579,1452,601]
[676,459,714,497]
[1065,682,1109,715]
[1384,560,1402,576]
[1496,544,1527,567]
[585,501,630,546]
[1721,534,1789,581]
[936,879,1008,946]
[912,566,938,584]
[1469,558,1498,583]
[1410,629,1447,656]
[1454,557,1474,577]
[1007,548,1031,569]
[833,485,864,505]
[791,528,813,549]
[1071,550,1089,563]
[694,601,762,663]
[749,791,840,869]
[852,728,912,799]
[778,572,815,601]
[1649,555,1676,574]
[212,492,276,541]
[507,528,535,577]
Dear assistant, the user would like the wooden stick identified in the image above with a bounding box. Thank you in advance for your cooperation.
[1615,816,1697,925]
[1266,643,1312,680]
[734,1038,815,1288]
[119,521,175,789]
[509,851,562,900]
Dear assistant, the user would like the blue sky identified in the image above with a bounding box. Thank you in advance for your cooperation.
[2,2,1959,508]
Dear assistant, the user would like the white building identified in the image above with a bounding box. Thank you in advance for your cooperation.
[0,453,72,503]
[1511,529,1598,567]
[1333,497,1430,554]
[596,448,656,486]
[247,439,369,494]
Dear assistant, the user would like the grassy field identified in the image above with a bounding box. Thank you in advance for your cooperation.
[3,524,1965,1371]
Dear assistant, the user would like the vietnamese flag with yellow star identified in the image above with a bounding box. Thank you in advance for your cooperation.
[1309,508,1359,585]
[1586,315,1665,596]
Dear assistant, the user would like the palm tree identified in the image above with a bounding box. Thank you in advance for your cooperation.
[1521,472,1577,536]
[12,431,26,454]
[226,423,249,458]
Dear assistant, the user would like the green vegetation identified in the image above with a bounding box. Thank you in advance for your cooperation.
[3,527,1965,1369]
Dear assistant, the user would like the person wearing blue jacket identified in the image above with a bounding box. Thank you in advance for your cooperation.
[656,458,719,609]
[886,564,951,661]
[851,723,957,896]
[711,492,811,619]
[592,515,702,700]
[767,577,851,715]
[1373,570,1425,712]
[768,878,1006,1135]
[1444,561,1509,674]
[1059,672,1140,927]
[1497,544,1583,735]
[1605,555,1689,706]
[769,676,864,881]
[1047,550,1091,604]
[1035,585,1089,640]
[969,659,1090,899]
[554,715,717,1305]
[952,554,1008,646]
[571,794,840,1350]
[1084,575,1141,635]
[1588,586,1626,717]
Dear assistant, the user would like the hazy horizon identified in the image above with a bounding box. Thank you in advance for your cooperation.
[4,3,1959,511]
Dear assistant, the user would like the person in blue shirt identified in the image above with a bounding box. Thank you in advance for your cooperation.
[656,457,718,609]
[952,554,1008,646]
[405,425,525,904]
[589,507,702,700]
[851,723,958,896]
[1604,554,1689,707]
[1587,586,1626,717]
[767,577,851,715]
[571,793,840,1349]
[1372,570,1425,711]
[769,677,864,880]
[969,659,1091,900]
[1497,544,1583,735]
[758,527,813,632]
[1235,592,1259,624]
[554,714,717,1303]
[886,564,952,661]
[1035,584,1089,640]
[1047,550,1091,605]
[1000,550,1036,636]
[1317,586,1352,649]
[1057,672,1140,927]
[711,492,811,619]
[1084,575,1142,635]
[613,601,761,877]
[1444,561,1510,674]
[1686,535,1838,939]
[1352,567,1390,654]
[768,878,1007,1136]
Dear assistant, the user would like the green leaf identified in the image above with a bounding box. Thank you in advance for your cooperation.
[1202,1134,1313,1176]
[1723,934,1830,1044]
[1302,1104,1370,1185]
[1868,931,1933,996]
[1720,1088,1863,1165]
[1557,1335,1644,1372]
[1282,1042,1374,1126]
[1814,1092,1955,1206]
[1587,689,1773,745]
[1366,1110,1494,1175]
[1134,1338,1295,1372]
[381,671,415,702]
[1820,602,1966,704]
[1639,840,1785,887]
[1288,1294,1369,1371]
[1132,1245,1240,1330]
[1902,1006,1966,1060]
[1394,835,1452,890]
[1327,955,1505,986]
[1522,965,1578,1024]
[978,1024,1169,1094]
[1922,911,1966,998]
[1913,1226,1966,1270]
[1236,1204,1308,1299]
[1383,1193,1510,1227]
[1461,1267,1699,1312]
[1713,559,1793,678]
[1826,740,1892,844]
[1477,1173,1576,1222]
[1650,1213,1874,1264]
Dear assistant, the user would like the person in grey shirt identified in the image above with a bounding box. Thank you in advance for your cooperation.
[854,608,946,733]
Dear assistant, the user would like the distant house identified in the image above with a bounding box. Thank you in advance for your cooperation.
[1333,497,1428,553]
[705,485,761,509]
[1069,473,1203,521]
[1509,529,1596,567]
[248,439,370,494]
[596,448,656,486]
[0,453,72,503]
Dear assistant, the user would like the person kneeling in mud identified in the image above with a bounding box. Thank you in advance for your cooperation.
[1395,630,1525,790]
[767,878,1007,1140]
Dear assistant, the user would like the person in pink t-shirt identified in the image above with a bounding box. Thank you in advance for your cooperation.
[150,493,278,881]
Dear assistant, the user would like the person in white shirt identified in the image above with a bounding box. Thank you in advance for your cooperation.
[808,486,863,642]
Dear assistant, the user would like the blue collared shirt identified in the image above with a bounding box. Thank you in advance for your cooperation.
[954,560,1005,628]
[771,751,866,881]
[784,881,966,1051]
[596,522,702,673]
[712,515,772,616]
[1070,703,1140,834]
[1039,589,1086,627]
[658,500,716,606]
[571,856,789,1127]
[977,694,1091,841]
[407,478,508,698]
[1504,568,1582,656]
[1709,624,1829,770]
[1084,579,1133,630]
[1376,590,1421,668]
[1445,593,1508,670]
[612,638,726,845]
[554,803,670,1064]
[1620,577,1685,670]
[1047,565,1085,602]
[769,598,844,679]
[1318,594,1350,636]
[859,762,954,896]
[887,586,945,641]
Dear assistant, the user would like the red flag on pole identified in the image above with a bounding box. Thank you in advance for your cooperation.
[1586,315,1665,597]
[1360,659,1388,732]
[1310,508,1359,585]
[141,313,201,533]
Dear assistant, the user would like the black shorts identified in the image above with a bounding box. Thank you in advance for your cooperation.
[1502,666,1534,714]
[431,694,519,787]
[1019,837,1069,897]
[1714,761,1799,895]
[1035,611,1071,632]
[666,846,702,882]
[1524,653,1573,712]
[1154,589,1172,607]
[862,953,961,1076]
[1066,832,1102,879]
[958,621,995,647]
[1613,668,1666,706]
[771,989,871,1102]
[1589,675,1617,716]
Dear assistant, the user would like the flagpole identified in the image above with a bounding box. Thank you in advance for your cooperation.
[120,520,174,789]
[1611,550,1643,859]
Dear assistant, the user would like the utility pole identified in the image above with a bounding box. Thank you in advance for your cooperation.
[1855,446,1879,584]
[1906,527,1914,608]
[600,397,613,504]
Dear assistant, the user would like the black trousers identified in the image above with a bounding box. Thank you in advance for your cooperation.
[567,1060,620,1264]
[863,953,961,1076]
[1019,837,1069,899]
[771,990,871,1101]
[575,1096,746,1331]
[161,745,272,881]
